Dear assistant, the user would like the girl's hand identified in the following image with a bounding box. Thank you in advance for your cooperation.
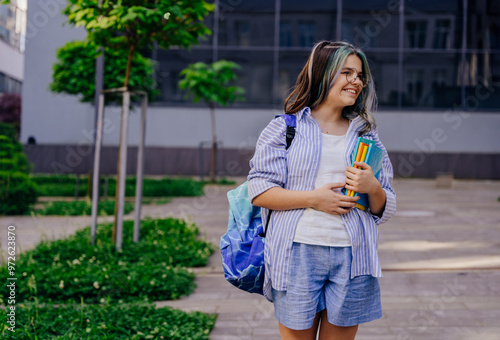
[345,162,381,195]
[311,182,360,215]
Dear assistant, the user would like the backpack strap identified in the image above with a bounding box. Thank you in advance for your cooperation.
[275,114,296,150]
[262,114,297,236]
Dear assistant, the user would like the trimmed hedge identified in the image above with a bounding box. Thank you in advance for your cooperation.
[0,218,213,304]
[33,175,205,197]
[0,124,38,215]
[0,171,37,215]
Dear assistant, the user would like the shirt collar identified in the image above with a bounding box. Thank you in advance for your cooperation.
[299,106,364,130]
[296,107,311,121]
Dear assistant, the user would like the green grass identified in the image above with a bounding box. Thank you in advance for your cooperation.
[0,302,216,339]
[33,200,134,216]
[0,218,213,304]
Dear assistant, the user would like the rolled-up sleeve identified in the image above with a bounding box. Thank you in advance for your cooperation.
[247,117,287,203]
[370,129,397,225]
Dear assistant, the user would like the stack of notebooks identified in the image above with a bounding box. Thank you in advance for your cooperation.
[345,137,386,211]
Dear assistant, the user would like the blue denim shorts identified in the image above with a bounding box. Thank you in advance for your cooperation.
[272,242,382,329]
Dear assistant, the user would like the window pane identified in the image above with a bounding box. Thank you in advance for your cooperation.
[0,73,5,93]
[401,53,461,108]
[218,0,274,47]
[467,0,500,50]
[405,21,427,49]
[278,50,310,103]
[461,52,500,110]
[280,21,292,47]
[405,0,461,50]
[281,1,338,47]
[343,0,400,48]
[198,13,213,47]
[219,51,274,106]
[155,49,213,104]
[298,21,316,48]
[367,52,400,107]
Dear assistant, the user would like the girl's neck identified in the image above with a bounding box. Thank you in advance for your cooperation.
[311,105,345,124]
[311,105,350,135]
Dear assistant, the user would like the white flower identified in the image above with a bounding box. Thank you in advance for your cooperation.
[150,280,155,285]
[59,280,64,289]
[86,328,91,333]
[162,274,166,278]
[74,278,79,282]
[93,281,100,289]
[72,259,81,265]
[23,272,27,276]
[102,267,107,272]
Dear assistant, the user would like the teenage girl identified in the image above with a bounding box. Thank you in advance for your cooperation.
[248,41,396,340]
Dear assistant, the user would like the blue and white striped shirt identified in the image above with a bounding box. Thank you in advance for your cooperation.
[248,107,396,302]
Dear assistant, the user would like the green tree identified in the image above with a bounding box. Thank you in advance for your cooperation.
[179,60,245,182]
[56,0,214,249]
[63,0,214,89]
[50,40,157,104]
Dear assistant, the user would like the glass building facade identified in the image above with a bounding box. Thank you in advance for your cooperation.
[153,0,500,110]
[0,0,25,52]
[0,0,26,95]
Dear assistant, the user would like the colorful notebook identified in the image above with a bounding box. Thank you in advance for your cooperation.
[345,137,386,211]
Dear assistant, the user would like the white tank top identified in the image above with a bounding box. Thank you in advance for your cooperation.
[293,132,352,246]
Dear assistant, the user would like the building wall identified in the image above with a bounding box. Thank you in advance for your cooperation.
[20,0,500,179]
[0,39,23,80]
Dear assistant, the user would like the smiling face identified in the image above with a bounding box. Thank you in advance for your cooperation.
[323,54,364,111]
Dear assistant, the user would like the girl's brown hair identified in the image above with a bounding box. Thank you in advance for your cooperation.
[284,41,377,135]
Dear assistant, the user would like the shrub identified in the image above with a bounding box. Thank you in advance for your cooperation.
[0,302,216,339]
[0,94,21,133]
[0,122,18,140]
[0,171,38,215]
[0,125,38,215]
[33,175,205,197]
[0,218,213,304]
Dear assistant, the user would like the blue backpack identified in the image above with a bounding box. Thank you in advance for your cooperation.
[220,114,296,294]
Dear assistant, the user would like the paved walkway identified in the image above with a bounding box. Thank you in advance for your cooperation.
[1,178,500,339]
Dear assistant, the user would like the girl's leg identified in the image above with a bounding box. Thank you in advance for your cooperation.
[318,311,358,340]
[278,311,322,340]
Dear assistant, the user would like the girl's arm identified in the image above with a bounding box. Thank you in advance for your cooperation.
[253,182,360,215]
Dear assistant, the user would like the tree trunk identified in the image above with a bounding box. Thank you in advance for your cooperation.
[124,43,136,88]
[112,41,136,246]
[209,103,217,183]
